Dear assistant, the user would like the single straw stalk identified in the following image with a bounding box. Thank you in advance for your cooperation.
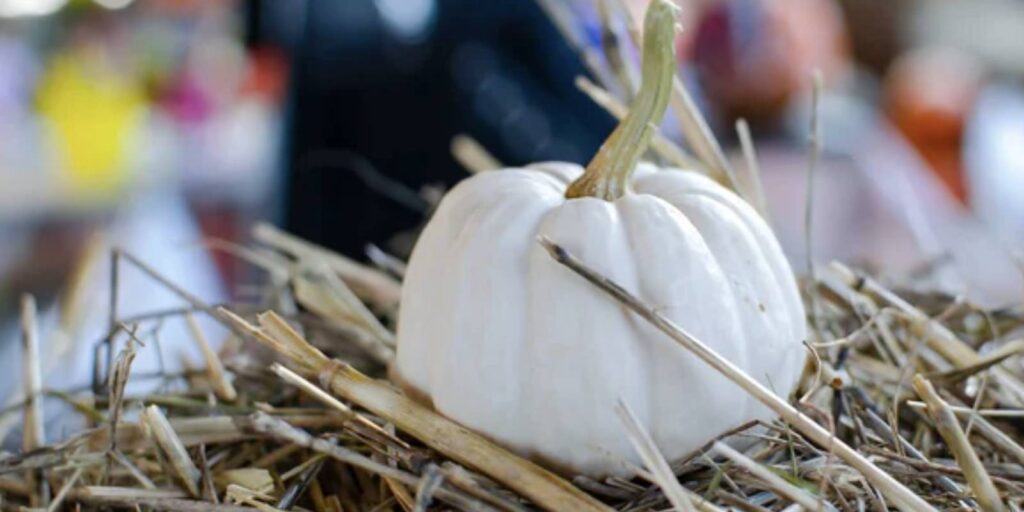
[106,331,137,457]
[70,487,253,512]
[21,294,50,507]
[269,362,407,447]
[912,375,1005,512]
[735,118,768,217]
[46,466,84,512]
[929,339,1024,384]
[804,71,826,341]
[185,313,237,401]
[615,399,718,512]
[538,237,935,512]
[141,405,201,497]
[713,442,835,512]
[451,134,502,174]
[668,76,739,188]
[904,401,1024,418]
[21,295,45,454]
[595,0,638,101]
[109,449,156,489]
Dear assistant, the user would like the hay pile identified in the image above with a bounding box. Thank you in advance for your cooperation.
[0,221,1022,511]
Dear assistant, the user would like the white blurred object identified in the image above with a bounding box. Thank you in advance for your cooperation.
[908,0,1024,77]
[374,0,437,42]
[0,0,67,18]
[93,0,133,10]
[965,84,1024,246]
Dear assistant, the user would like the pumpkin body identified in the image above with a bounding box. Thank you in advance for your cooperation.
[394,162,807,477]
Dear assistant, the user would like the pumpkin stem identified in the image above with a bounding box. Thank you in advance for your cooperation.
[565,0,679,201]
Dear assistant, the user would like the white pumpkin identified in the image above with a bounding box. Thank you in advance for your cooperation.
[394,0,806,478]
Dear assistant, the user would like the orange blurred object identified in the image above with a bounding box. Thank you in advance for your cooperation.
[884,48,983,203]
[241,46,290,102]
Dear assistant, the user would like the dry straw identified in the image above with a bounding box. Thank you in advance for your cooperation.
[2,222,1024,510]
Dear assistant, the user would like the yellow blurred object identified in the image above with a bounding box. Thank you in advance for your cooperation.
[37,53,146,199]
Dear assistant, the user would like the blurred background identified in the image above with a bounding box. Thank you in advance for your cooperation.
[1,0,1024,411]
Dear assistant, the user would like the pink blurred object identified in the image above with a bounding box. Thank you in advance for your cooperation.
[161,73,214,123]
[687,0,850,124]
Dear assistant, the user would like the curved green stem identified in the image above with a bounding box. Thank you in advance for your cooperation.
[565,0,679,201]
